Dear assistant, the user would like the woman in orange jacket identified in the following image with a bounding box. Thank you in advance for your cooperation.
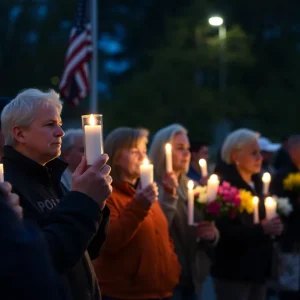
[93,127,181,300]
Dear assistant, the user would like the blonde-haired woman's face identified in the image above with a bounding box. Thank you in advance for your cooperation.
[171,133,191,173]
[115,138,147,180]
[232,140,262,175]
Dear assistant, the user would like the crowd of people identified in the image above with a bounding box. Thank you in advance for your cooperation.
[1,88,299,300]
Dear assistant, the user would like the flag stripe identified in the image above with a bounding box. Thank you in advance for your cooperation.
[59,0,92,106]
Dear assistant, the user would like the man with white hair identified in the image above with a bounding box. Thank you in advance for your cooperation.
[1,88,112,300]
[61,129,84,190]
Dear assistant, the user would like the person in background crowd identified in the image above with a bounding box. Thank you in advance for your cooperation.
[0,181,71,300]
[187,140,209,183]
[60,129,84,190]
[1,88,112,300]
[212,128,283,300]
[149,124,218,300]
[93,127,181,300]
[274,135,291,170]
[258,137,281,175]
[0,97,12,159]
[270,135,300,300]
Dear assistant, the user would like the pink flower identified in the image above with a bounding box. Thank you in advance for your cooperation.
[207,201,221,216]
[222,181,231,189]
[218,186,224,194]
[223,192,233,202]
[232,195,241,206]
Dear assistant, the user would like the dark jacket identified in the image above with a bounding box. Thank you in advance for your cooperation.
[2,146,110,300]
[270,161,300,252]
[0,195,69,300]
[211,165,272,283]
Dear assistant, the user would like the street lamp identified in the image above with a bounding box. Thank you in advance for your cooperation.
[208,16,223,27]
[208,16,226,99]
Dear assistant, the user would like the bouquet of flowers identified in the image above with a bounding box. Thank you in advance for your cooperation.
[283,173,300,193]
[194,181,254,221]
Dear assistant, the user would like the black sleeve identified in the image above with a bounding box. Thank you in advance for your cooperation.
[0,197,68,300]
[87,205,110,260]
[42,191,103,273]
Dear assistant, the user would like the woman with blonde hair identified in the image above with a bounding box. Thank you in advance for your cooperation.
[212,128,283,300]
[93,127,181,300]
[149,124,218,300]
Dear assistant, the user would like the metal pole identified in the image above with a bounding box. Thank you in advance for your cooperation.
[90,0,98,113]
[219,25,227,99]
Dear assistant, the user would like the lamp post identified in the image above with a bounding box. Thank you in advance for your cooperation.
[208,16,227,99]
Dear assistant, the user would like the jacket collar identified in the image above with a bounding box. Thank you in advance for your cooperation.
[3,145,67,184]
[219,164,263,196]
[112,181,136,197]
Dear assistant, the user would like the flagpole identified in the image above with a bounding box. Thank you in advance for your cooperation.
[90,0,98,113]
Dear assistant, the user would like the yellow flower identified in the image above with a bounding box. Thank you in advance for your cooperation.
[239,189,254,214]
[283,173,300,191]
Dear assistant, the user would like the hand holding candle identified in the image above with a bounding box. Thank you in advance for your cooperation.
[207,174,220,202]
[82,114,103,165]
[262,172,271,196]
[140,158,154,188]
[187,180,194,225]
[199,159,208,177]
[165,143,173,173]
[252,196,259,224]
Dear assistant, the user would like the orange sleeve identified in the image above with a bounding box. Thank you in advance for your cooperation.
[103,194,149,253]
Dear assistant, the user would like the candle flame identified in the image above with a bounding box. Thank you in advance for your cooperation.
[265,196,275,206]
[262,172,271,183]
[187,180,194,190]
[209,174,218,181]
[199,159,206,167]
[165,143,172,152]
[252,196,259,204]
[142,158,149,166]
[89,114,96,126]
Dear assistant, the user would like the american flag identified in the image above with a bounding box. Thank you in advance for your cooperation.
[59,0,92,106]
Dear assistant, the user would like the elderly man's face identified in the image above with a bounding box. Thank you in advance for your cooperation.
[18,104,64,164]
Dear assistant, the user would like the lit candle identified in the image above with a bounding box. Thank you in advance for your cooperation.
[82,114,103,165]
[140,158,154,188]
[252,196,259,224]
[262,172,271,196]
[207,174,220,202]
[199,159,208,177]
[187,180,194,225]
[165,143,173,173]
[265,196,277,220]
[0,164,4,182]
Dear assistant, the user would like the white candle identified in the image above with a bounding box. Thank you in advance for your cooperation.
[83,114,103,165]
[140,158,153,188]
[207,174,220,202]
[0,164,4,182]
[199,159,208,177]
[252,196,259,224]
[187,180,194,225]
[265,196,277,220]
[262,172,271,196]
[165,143,173,173]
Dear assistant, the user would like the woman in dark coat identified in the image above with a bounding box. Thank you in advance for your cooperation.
[211,128,283,300]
